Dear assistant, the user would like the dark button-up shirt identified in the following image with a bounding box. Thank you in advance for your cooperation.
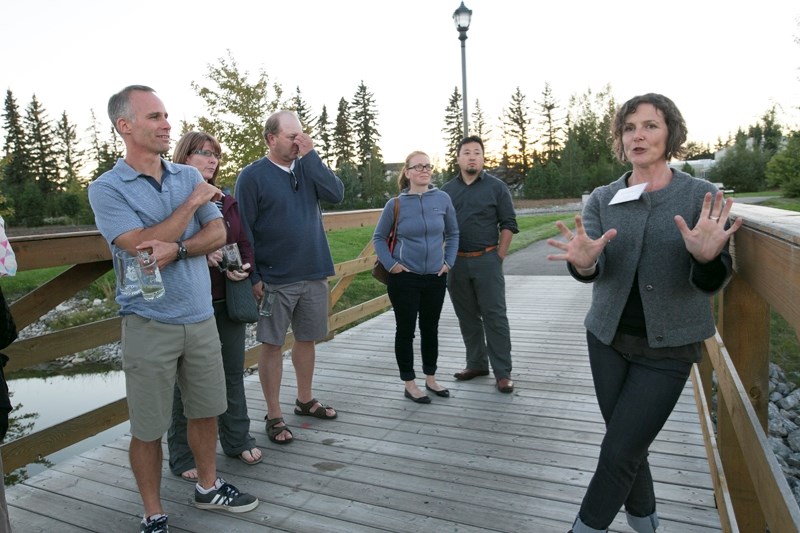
[441,171,518,252]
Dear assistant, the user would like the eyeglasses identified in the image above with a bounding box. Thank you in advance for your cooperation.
[192,149,222,160]
[408,164,434,172]
[289,170,298,192]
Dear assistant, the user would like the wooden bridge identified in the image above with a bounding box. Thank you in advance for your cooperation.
[2,204,800,532]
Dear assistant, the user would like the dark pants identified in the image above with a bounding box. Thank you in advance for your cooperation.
[387,272,447,381]
[576,331,691,531]
[446,250,512,379]
[168,301,255,475]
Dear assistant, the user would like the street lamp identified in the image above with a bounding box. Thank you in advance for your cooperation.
[453,2,472,139]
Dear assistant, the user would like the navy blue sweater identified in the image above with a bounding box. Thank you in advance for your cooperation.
[235,150,344,285]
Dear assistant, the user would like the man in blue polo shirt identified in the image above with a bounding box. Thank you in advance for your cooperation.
[88,85,258,533]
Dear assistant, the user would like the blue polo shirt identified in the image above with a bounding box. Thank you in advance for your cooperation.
[88,158,222,324]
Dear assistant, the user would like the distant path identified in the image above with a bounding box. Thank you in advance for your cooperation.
[504,239,567,276]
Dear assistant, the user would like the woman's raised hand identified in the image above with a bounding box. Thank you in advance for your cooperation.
[546,215,617,270]
[674,191,743,263]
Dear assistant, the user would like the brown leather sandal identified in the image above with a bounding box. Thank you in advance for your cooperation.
[265,416,293,444]
[294,398,337,419]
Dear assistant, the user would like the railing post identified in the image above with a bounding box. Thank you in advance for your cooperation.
[718,271,770,532]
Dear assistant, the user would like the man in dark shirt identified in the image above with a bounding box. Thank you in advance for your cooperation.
[441,136,519,393]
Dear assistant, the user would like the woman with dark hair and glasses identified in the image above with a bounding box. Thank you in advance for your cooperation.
[167,131,262,481]
[373,151,459,403]
[548,94,743,533]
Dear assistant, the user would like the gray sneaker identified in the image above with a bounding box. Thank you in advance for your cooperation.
[194,478,259,513]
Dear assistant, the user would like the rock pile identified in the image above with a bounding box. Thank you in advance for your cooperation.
[767,362,800,504]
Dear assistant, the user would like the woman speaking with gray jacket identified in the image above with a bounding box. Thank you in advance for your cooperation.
[373,151,459,404]
[547,93,743,533]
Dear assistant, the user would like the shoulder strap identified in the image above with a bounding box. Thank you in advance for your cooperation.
[391,195,400,229]
[388,196,401,248]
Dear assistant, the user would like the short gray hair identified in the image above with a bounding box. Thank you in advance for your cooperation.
[108,85,156,133]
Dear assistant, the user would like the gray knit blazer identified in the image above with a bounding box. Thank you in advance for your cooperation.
[574,170,732,348]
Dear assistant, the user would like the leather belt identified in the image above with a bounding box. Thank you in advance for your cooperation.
[457,245,498,258]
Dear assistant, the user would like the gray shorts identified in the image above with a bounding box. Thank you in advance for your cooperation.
[121,314,226,441]
[256,279,329,345]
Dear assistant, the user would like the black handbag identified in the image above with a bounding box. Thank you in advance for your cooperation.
[372,197,400,285]
[371,261,391,284]
[225,277,259,323]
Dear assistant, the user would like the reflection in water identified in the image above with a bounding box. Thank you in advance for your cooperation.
[6,371,128,483]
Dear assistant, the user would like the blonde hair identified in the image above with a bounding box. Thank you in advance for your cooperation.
[397,150,429,191]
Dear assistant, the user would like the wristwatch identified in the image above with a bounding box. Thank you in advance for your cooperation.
[176,241,187,261]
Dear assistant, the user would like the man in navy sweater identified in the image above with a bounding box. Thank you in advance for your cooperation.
[236,111,344,445]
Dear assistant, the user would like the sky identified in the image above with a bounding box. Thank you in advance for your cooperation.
[1,0,799,166]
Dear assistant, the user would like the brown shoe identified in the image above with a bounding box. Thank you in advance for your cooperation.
[496,378,514,393]
[453,368,490,381]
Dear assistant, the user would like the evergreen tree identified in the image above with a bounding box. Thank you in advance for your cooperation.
[16,181,46,227]
[535,82,563,163]
[749,106,782,154]
[87,110,123,181]
[2,89,31,191]
[24,94,59,195]
[442,87,464,176]
[501,87,533,186]
[495,136,512,185]
[332,97,355,169]
[291,86,316,134]
[192,50,286,187]
[328,161,363,210]
[471,99,491,143]
[315,105,334,167]
[54,111,84,190]
[561,86,623,192]
[350,81,382,166]
[351,81,385,204]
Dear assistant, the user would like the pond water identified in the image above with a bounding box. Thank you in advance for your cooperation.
[6,371,129,480]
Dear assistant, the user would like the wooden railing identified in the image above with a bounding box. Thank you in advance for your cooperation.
[695,203,800,532]
[0,209,384,473]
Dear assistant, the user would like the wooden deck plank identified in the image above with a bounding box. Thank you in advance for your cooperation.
[5,276,722,532]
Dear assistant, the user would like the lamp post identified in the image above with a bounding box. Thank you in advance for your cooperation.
[453,2,472,139]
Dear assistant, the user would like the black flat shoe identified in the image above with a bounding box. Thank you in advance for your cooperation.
[404,389,431,404]
[425,384,450,397]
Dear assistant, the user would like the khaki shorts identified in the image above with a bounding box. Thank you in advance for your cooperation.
[256,279,329,345]
[121,314,226,441]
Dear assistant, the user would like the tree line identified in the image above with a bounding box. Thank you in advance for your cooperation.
[2,50,799,228]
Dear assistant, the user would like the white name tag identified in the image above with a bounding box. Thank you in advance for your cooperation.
[609,182,647,205]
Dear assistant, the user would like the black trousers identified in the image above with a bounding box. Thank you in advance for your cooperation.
[387,272,447,381]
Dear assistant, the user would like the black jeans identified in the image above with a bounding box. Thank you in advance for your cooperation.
[387,272,447,381]
[577,331,692,531]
